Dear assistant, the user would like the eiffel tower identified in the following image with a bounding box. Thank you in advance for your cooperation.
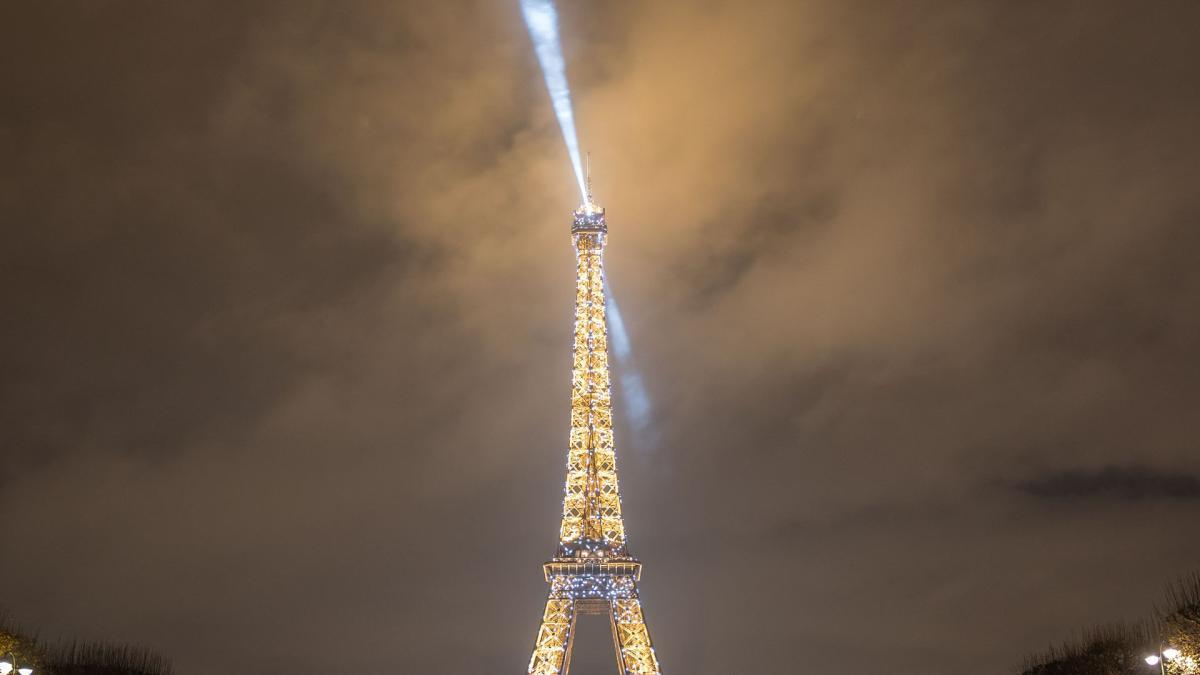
[525,172,663,675]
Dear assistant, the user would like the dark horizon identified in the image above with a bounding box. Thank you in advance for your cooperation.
[3,2,1200,673]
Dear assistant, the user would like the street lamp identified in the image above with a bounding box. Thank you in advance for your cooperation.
[0,653,32,675]
[1145,645,1182,675]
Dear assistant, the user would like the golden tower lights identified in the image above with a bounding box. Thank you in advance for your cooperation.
[525,177,663,675]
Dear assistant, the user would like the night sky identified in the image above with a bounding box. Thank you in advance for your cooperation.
[3,2,1200,674]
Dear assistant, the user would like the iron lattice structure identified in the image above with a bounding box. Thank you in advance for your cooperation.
[526,191,663,675]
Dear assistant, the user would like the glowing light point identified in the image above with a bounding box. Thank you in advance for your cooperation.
[1146,655,1162,666]
[1164,648,1182,660]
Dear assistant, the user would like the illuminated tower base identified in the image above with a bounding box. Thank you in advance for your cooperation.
[525,189,662,675]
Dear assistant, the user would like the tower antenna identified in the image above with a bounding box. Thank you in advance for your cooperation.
[585,151,593,205]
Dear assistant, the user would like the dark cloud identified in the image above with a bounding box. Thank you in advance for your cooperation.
[1015,465,1200,501]
[2,2,1200,675]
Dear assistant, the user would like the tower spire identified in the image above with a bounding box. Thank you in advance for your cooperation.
[585,152,593,206]
[525,191,662,675]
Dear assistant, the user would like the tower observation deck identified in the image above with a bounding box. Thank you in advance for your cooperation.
[572,201,606,233]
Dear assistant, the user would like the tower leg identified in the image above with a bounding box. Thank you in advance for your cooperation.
[528,595,577,675]
[609,608,626,675]
[611,591,661,675]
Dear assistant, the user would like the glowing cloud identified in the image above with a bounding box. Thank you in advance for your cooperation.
[519,0,589,202]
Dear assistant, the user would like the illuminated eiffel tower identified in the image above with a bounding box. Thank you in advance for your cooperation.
[525,172,663,675]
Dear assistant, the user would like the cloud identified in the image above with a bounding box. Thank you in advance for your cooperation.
[2,2,1200,675]
[1014,465,1200,501]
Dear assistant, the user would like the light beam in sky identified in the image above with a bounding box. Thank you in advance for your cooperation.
[519,0,589,202]
[519,0,654,438]
[606,286,653,434]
